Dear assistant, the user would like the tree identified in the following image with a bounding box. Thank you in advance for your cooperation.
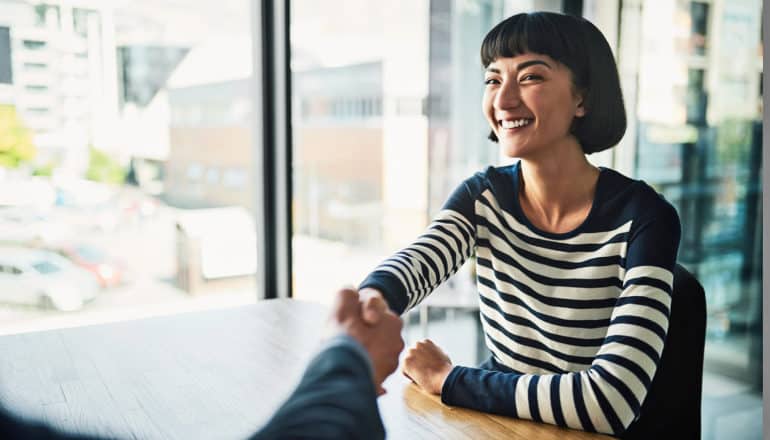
[86,146,126,184]
[0,105,36,168]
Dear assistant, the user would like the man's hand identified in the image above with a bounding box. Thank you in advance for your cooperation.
[402,339,453,395]
[358,288,388,325]
[329,289,404,396]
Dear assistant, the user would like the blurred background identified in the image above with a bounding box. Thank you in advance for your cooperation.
[0,0,762,438]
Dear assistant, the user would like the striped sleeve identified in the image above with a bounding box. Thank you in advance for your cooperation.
[441,203,681,436]
[359,176,481,314]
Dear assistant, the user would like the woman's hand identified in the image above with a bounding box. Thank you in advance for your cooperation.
[402,339,453,395]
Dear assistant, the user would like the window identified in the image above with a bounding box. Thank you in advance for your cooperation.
[24,85,48,93]
[222,168,247,188]
[31,261,59,274]
[22,40,46,50]
[187,163,204,182]
[611,0,762,437]
[290,0,511,305]
[73,8,91,36]
[34,4,47,26]
[205,167,219,185]
[0,1,257,334]
[23,62,47,71]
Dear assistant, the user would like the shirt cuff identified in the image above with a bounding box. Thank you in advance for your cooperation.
[440,365,463,405]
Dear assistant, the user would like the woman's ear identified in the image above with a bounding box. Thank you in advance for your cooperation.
[575,102,586,117]
[574,94,586,118]
[572,86,586,117]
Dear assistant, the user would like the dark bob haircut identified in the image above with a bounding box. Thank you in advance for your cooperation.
[481,12,626,154]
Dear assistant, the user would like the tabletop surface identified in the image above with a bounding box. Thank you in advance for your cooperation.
[0,299,613,440]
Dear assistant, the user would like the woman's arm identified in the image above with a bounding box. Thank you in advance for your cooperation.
[359,175,483,314]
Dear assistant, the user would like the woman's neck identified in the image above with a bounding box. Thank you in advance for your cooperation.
[518,147,600,234]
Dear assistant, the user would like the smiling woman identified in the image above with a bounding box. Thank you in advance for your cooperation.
[483,54,585,160]
[358,11,683,437]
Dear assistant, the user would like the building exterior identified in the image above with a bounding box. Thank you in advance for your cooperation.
[0,0,119,174]
[164,78,254,211]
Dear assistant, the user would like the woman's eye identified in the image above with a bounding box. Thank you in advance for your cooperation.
[520,74,541,82]
[484,78,499,85]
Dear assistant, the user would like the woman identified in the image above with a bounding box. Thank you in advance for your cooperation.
[358,11,680,436]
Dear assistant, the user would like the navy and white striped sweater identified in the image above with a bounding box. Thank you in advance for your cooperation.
[359,163,681,436]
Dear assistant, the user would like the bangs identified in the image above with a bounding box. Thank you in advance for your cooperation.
[480,12,577,68]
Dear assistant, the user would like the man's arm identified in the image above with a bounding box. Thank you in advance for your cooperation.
[0,289,403,440]
[0,407,101,440]
[250,335,384,440]
[251,289,404,439]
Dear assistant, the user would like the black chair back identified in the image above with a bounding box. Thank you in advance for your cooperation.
[622,264,707,439]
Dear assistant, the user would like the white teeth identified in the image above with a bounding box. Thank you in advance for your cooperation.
[500,119,531,129]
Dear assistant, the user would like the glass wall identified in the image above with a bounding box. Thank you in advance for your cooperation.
[0,0,258,334]
[608,0,763,437]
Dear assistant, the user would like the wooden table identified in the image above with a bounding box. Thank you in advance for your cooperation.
[0,299,613,439]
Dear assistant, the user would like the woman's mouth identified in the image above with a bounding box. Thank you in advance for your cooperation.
[499,118,532,130]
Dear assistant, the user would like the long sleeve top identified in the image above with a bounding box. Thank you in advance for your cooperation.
[359,163,681,436]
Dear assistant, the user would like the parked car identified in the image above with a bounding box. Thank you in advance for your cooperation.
[53,244,125,289]
[0,246,99,311]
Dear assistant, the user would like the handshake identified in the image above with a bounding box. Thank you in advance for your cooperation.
[328,288,454,397]
[328,288,405,395]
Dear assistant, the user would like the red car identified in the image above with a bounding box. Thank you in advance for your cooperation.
[55,245,125,289]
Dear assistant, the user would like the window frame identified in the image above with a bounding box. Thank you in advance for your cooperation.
[250,0,293,299]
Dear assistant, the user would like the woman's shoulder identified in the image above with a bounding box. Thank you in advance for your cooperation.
[471,163,517,180]
[455,164,517,195]
[597,167,680,226]
[471,163,519,190]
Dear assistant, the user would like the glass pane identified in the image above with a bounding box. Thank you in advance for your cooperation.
[290,0,514,314]
[291,0,423,302]
[614,0,763,437]
[0,0,258,334]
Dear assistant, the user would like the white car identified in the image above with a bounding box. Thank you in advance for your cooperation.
[0,246,99,311]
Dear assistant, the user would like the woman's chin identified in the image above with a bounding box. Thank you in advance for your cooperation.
[500,142,529,159]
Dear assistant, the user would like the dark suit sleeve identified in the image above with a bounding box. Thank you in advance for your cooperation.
[249,336,385,440]
[0,408,104,440]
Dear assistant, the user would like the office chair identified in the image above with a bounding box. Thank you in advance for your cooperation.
[622,264,707,439]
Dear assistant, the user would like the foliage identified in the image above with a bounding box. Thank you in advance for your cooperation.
[32,161,55,176]
[85,146,126,184]
[0,105,36,168]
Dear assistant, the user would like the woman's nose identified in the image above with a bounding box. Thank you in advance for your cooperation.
[494,81,521,109]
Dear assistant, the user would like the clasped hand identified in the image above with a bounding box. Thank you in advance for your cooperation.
[328,289,404,395]
[358,289,454,396]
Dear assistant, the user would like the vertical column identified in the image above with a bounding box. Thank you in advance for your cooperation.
[381,0,431,249]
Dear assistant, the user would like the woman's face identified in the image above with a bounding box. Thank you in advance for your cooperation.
[483,53,585,159]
